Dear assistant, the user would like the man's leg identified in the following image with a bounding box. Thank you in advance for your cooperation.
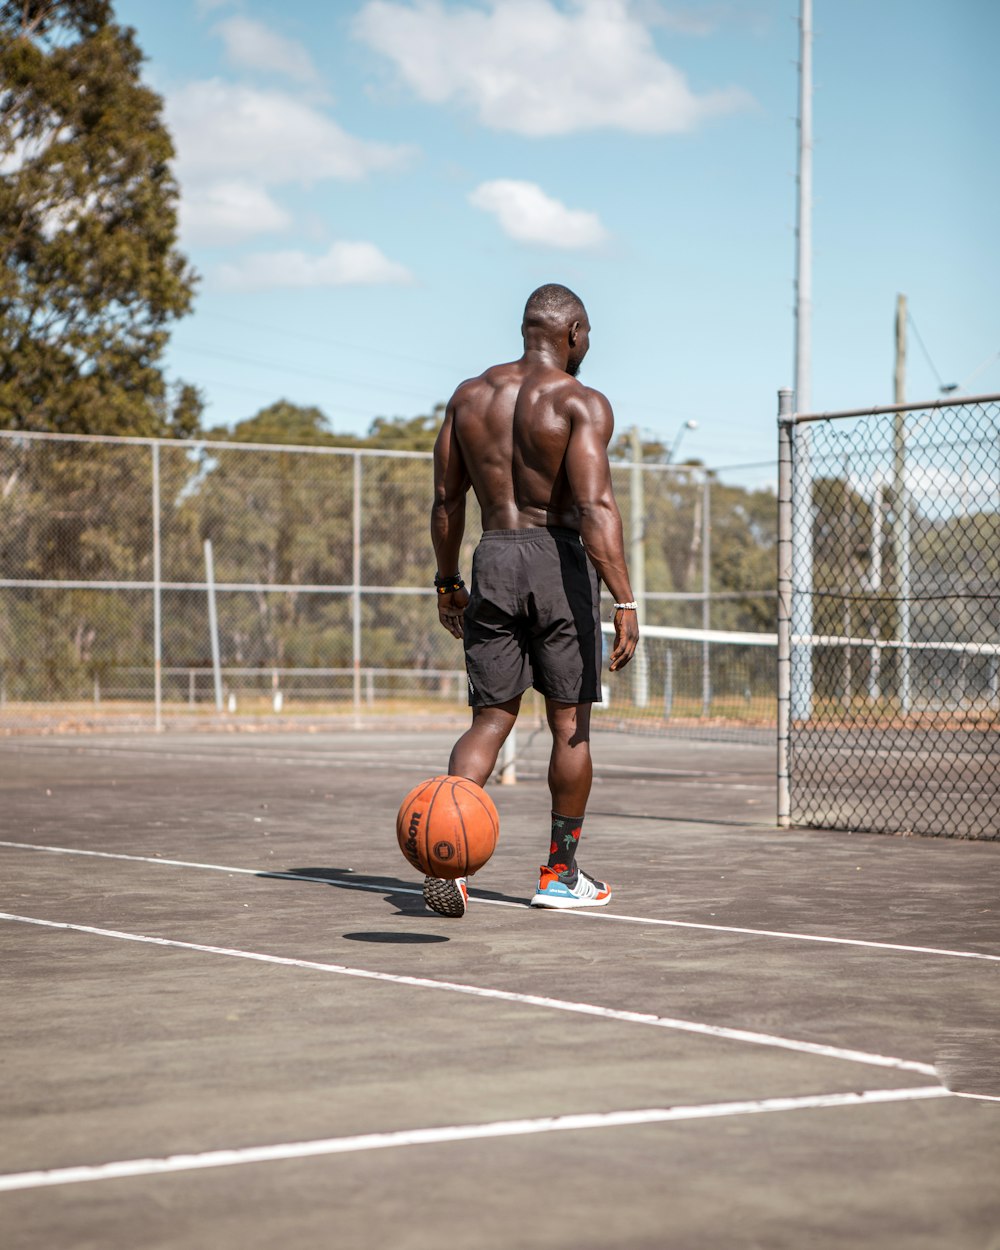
[423,696,520,920]
[531,698,610,908]
[448,695,521,785]
[545,698,592,817]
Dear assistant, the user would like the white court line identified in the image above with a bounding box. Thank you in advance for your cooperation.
[0,911,938,1076]
[2,839,997,965]
[0,1086,950,1194]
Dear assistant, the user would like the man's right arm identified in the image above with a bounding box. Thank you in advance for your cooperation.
[431,394,471,639]
[563,387,639,672]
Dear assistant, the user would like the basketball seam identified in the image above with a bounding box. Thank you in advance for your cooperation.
[423,777,446,877]
[460,784,499,846]
[450,778,469,875]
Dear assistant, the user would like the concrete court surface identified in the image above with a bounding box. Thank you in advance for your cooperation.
[0,728,998,1250]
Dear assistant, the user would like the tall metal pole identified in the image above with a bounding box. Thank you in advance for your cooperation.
[791,0,814,722]
[777,389,795,828]
[629,425,648,708]
[701,471,711,717]
[151,443,163,733]
[352,452,363,717]
[794,0,812,417]
[893,293,912,715]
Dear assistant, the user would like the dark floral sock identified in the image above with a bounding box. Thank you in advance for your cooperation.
[547,813,583,881]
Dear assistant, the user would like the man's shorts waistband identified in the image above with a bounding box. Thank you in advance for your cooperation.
[478,526,582,544]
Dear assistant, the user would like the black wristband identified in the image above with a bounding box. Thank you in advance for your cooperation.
[434,573,465,595]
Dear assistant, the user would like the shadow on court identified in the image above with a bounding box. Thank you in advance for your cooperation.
[258,865,528,911]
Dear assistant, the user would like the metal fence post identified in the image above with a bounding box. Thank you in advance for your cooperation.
[701,470,711,717]
[892,413,912,716]
[352,452,362,716]
[204,539,224,711]
[791,412,814,723]
[777,389,795,828]
[151,442,163,733]
[629,427,648,707]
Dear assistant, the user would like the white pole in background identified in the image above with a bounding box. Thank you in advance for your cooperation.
[795,0,813,417]
[352,453,362,718]
[893,293,912,716]
[499,731,517,785]
[629,426,648,708]
[791,0,814,722]
[151,443,163,733]
[701,471,711,717]
[204,539,224,712]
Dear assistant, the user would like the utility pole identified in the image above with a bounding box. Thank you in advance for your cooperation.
[794,0,812,416]
[790,0,814,722]
[893,293,912,714]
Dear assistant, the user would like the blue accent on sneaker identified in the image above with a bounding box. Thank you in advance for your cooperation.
[530,865,612,909]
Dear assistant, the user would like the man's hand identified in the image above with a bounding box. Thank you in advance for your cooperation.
[608,608,639,671]
[437,586,470,640]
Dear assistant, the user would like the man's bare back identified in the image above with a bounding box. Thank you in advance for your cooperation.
[449,359,601,532]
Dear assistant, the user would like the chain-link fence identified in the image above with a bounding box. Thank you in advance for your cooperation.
[777,391,1000,840]
[0,429,777,737]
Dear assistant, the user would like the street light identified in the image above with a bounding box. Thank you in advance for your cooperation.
[667,419,698,463]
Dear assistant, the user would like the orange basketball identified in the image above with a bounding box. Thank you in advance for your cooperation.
[396,775,499,879]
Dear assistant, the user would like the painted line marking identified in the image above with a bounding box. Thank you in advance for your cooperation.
[0,911,938,1077]
[0,1086,951,1194]
[2,840,997,964]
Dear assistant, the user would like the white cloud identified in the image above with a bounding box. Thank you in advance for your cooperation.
[218,241,414,290]
[469,180,608,248]
[214,16,320,85]
[166,80,410,186]
[354,0,752,136]
[178,180,292,245]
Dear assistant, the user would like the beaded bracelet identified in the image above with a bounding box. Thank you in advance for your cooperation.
[613,601,638,611]
[434,573,466,595]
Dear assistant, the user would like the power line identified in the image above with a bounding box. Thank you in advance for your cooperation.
[173,342,442,405]
[906,310,952,391]
[200,312,459,374]
[958,347,1000,391]
[191,378,378,422]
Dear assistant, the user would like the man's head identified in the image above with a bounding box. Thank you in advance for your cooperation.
[522,283,590,376]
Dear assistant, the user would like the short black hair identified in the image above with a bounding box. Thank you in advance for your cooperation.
[523,283,586,327]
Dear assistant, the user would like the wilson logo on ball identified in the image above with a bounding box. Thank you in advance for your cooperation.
[433,841,455,861]
[403,811,422,865]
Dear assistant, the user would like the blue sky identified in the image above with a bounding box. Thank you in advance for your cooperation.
[116,0,999,472]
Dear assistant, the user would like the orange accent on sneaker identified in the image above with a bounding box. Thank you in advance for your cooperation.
[537,865,560,889]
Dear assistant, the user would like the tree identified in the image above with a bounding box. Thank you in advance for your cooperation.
[0,0,201,435]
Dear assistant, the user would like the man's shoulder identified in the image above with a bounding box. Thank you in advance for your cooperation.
[451,361,521,405]
[562,380,612,419]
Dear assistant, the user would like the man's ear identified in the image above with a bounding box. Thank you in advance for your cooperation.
[568,319,581,345]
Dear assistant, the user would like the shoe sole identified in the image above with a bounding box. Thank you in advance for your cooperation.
[423,877,468,918]
[529,891,612,909]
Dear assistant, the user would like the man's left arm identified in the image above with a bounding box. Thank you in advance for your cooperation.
[431,398,471,639]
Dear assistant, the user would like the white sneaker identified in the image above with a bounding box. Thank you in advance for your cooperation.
[530,866,612,909]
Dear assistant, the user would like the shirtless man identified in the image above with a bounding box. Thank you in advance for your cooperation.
[426,283,639,918]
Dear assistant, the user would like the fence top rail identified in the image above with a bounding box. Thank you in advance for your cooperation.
[0,428,435,460]
[0,427,741,477]
[784,391,1000,425]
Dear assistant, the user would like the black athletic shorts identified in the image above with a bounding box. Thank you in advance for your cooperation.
[463,527,602,707]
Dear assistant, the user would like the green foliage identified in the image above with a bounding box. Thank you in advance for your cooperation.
[0,0,201,435]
